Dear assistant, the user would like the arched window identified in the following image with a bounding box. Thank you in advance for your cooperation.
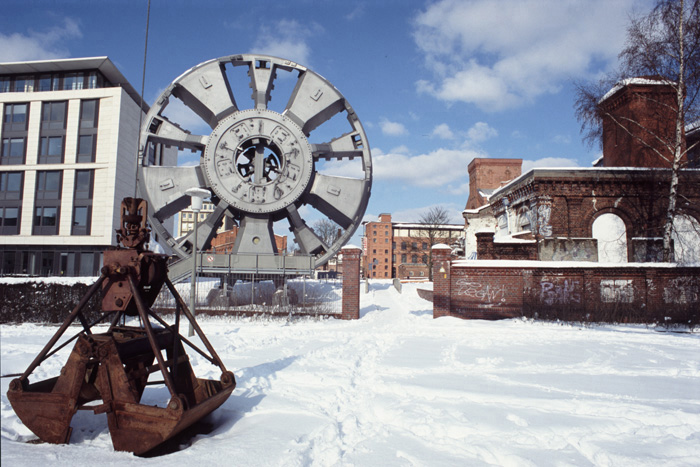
[592,213,627,263]
[672,214,700,264]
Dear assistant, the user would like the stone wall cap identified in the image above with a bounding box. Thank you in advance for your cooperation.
[451,259,700,268]
[432,244,452,250]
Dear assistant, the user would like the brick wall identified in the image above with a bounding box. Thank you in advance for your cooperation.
[476,232,537,260]
[434,258,699,325]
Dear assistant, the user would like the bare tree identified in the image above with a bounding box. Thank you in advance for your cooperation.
[313,219,343,248]
[575,0,700,261]
[415,206,456,280]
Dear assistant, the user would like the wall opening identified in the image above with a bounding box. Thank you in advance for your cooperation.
[592,213,627,263]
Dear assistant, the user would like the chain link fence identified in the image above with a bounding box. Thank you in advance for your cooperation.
[153,274,342,318]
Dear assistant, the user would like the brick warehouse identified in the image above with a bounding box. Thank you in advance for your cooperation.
[443,77,700,322]
[362,213,464,279]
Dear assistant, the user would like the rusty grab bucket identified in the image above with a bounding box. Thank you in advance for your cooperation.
[6,198,236,455]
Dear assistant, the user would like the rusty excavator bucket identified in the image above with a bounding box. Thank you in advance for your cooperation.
[7,198,236,455]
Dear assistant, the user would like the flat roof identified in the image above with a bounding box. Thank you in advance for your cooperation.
[0,56,148,112]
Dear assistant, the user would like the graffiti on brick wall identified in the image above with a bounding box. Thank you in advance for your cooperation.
[663,276,700,304]
[455,278,507,305]
[540,278,580,305]
[527,197,553,237]
[600,279,634,303]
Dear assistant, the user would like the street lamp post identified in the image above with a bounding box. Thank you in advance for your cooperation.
[185,187,210,337]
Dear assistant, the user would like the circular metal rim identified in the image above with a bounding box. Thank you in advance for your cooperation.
[137,54,372,268]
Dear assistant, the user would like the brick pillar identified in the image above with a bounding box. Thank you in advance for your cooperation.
[341,246,361,320]
[476,231,495,259]
[432,244,452,318]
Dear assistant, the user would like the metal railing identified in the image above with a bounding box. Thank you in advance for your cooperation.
[168,252,316,283]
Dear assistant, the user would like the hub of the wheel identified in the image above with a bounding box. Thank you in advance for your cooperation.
[203,109,313,214]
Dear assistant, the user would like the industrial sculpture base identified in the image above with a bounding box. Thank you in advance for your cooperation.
[7,198,235,455]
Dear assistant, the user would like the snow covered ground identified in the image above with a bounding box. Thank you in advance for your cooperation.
[1,280,699,466]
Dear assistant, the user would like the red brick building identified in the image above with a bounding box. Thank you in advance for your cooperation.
[362,213,463,279]
[441,78,700,322]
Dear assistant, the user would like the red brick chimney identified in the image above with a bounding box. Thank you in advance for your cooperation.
[465,158,522,210]
[598,77,684,168]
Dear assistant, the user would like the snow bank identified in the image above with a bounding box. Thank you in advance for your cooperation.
[2,280,699,465]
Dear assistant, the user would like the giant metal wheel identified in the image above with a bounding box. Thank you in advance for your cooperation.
[137,55,372,267]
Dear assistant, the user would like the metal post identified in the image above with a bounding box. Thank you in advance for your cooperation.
[185,187,210,337]
[188,213,198,337]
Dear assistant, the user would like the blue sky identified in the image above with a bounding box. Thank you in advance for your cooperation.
[1,0,654,231]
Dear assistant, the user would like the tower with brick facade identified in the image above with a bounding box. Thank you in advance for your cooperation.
[598,77,683,168]
[465,158,522,210]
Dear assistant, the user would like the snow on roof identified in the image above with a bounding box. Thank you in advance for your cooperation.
[463,204,492,215]
[489,166,700,200]
[599,77,675,104]
[393,223,464,230]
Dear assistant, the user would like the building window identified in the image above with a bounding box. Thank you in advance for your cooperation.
[422,242,428,250]
[0,172,23,235]
[401,254,406,263]
[72,170,93,235]
[2,103,29,165]
[422,254,428,264]
[412,242,417,249]
[33,171,62,235]
[39,101,67,164]
[4,103,28,131]
[63,73,84,90]
[11,76,33,92]
[41,101,67,130]
[392,242,396,249]
[401,242,407,250]
[78,100,100,162]
[38,74,60,92]
[1,137,26,165]
[79,99,99,128]
[412,254,418,263]
[39,136,64,164]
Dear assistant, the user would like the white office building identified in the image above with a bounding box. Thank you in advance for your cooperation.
[0,57,173,276]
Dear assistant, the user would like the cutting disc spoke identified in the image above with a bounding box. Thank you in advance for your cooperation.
[304,174,369,230]
[172,60,237,129]
[139,166,206,221]
[232,214,277,255]
[286,205,327,255]
[284,71,345,135]
[145,115,207,151]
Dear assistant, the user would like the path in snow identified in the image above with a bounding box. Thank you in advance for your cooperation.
[1,280,699,466]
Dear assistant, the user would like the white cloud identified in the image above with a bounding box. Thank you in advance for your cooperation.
[413,0,644,111]
[466,122,498,143]
[320,144,475,195]
[431,123,455,140]
[521,157,579,172]
[379,118,408,136]
[370,146,478,192]
[0,18,81,62]
[250,19,321,66]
